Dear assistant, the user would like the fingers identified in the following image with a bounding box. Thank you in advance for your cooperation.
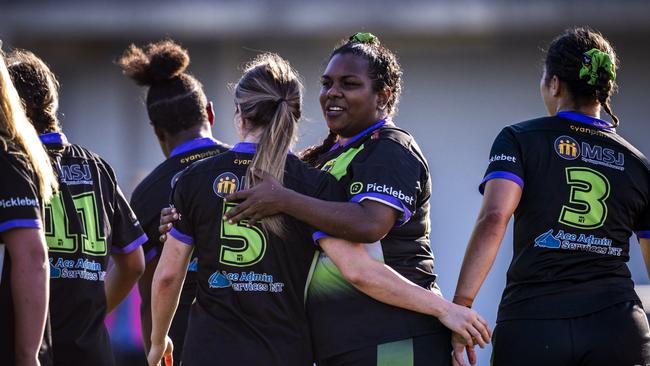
[458,330,473,348]
[159,233,167,244]
[224,190,245,203]
[159,208,178,226]
[468,325,486,348]
[478,316,492,339]
[475,318,491,344]
[466,345,477,365]
[452,343,467,366]
[223,200,255,224]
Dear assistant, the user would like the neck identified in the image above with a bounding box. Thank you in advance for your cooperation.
[162,123,212,158]
[556,100,601,119]
[241,128,263,144]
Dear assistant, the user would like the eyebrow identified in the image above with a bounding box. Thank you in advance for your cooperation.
[321,74,360,79]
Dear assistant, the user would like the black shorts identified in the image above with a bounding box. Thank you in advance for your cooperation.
[492,300,650,366]
[317,330,451,366]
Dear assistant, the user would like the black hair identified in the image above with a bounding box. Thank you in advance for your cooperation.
[301,33,403,166]
[117,39,208,134]
[6,49,60,134]
[545,27,619,126]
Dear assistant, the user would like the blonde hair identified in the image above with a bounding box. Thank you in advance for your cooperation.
[0,52,57,202]
[234,53,302,236]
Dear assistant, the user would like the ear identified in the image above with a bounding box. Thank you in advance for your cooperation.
[549,75,561,97]
[206,102,215,126]
[377,88,392,112]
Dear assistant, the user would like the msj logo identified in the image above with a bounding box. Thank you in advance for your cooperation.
[554,136,579,160]
[213,172,239,198]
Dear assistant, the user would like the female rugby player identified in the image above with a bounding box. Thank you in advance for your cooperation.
[0,48,57,366]
[452,27,650,366]
[117,39,229,362]
[151,52,489,366]
[216,33,490,365]
[7,50,146,366]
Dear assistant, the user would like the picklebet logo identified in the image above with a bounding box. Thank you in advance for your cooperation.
[213,172,239,198]
[350,182,364,195]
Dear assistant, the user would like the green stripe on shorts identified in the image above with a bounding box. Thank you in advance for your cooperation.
[377,338,414,366]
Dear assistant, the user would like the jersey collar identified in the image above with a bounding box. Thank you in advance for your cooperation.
[557,111,616,133]
[329,119,388,151]
[230,142,294,155]
[39,132,68,145]
[169,137,221,158]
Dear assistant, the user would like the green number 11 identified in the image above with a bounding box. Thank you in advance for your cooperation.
[44,192,107,256]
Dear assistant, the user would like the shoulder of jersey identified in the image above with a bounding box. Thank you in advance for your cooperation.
[376,125,429,167]
[508,116,557,133]
[133,144,230,198]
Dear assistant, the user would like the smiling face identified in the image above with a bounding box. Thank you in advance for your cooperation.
[319,52,386,138]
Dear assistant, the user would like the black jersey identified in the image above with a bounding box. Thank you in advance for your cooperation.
[307,120,444,361]
[0,142,52,366]
[480,112,650,322]
[168,142,345,366]
[40,132,147,365]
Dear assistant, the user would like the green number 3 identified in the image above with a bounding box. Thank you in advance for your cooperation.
[44,192,107,256]
[219,202,267,267]
[559,167,610,230]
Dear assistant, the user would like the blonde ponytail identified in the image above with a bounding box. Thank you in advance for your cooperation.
[234,53,302,236]
[0,53,57,202]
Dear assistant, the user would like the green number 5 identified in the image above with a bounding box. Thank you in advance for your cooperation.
[559,167,610,230]
[44,192,107,256]
[219,202,267,267]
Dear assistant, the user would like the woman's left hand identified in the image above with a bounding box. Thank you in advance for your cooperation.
[147,336,173,366]
[223,170,288,226]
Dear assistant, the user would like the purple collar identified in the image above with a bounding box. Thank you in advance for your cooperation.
[230,142,258,154]
[39,132,68,145]
[329,119,387,151]
[230,142,294,155]
[169,137,220,157]
[557,111,616,132]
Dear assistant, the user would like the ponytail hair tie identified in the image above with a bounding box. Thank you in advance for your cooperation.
[349,32,379,45]
[579,48,616,85]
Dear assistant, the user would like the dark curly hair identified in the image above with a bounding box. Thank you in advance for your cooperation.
[301,33,403,166]
[544,27,619,126]
[6,49,61,134]
[116,39,209,134]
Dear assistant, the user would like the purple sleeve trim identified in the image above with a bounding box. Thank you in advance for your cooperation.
[636,231,650,239]
[111,233,147,254]
[312,231,330,245]
[350,192,413,226]
[168,227,194,246]
[144,247,159,262]
[479,171,524,194]
[0,219,42,233]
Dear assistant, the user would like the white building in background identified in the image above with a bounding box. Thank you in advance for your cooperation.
[2,1,650,364]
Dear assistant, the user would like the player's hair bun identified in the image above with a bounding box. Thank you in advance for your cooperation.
[117,39,190,86]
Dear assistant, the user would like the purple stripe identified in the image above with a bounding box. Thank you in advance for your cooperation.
[144,247,159,262]
[169,137,221,158]
[111,233,147,254]
[312,231,330,244]
[329,119,386,151]
[230,142,294,155]
[350,192,413,226]
[637,231,650,239]
[39,132,68,145]
[168,227,194,246]
[557,111,615,132]
[479,171,524,194]
[0,219,42,233]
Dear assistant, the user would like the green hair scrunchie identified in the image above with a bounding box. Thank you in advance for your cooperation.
[349,32,379,45]
[579,48,616,85]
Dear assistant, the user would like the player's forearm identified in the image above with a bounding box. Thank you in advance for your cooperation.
[105,250,145,313]
[348,259,450,318]
[281,190,385,242]
[12,248,49,363]
[453,210,509,307]
[639,238,650,280]
[150,272,184,346]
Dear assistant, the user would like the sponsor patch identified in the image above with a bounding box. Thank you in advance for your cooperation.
[213,172,239,198]
[350,182,364,195]
[554,136,580,160]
